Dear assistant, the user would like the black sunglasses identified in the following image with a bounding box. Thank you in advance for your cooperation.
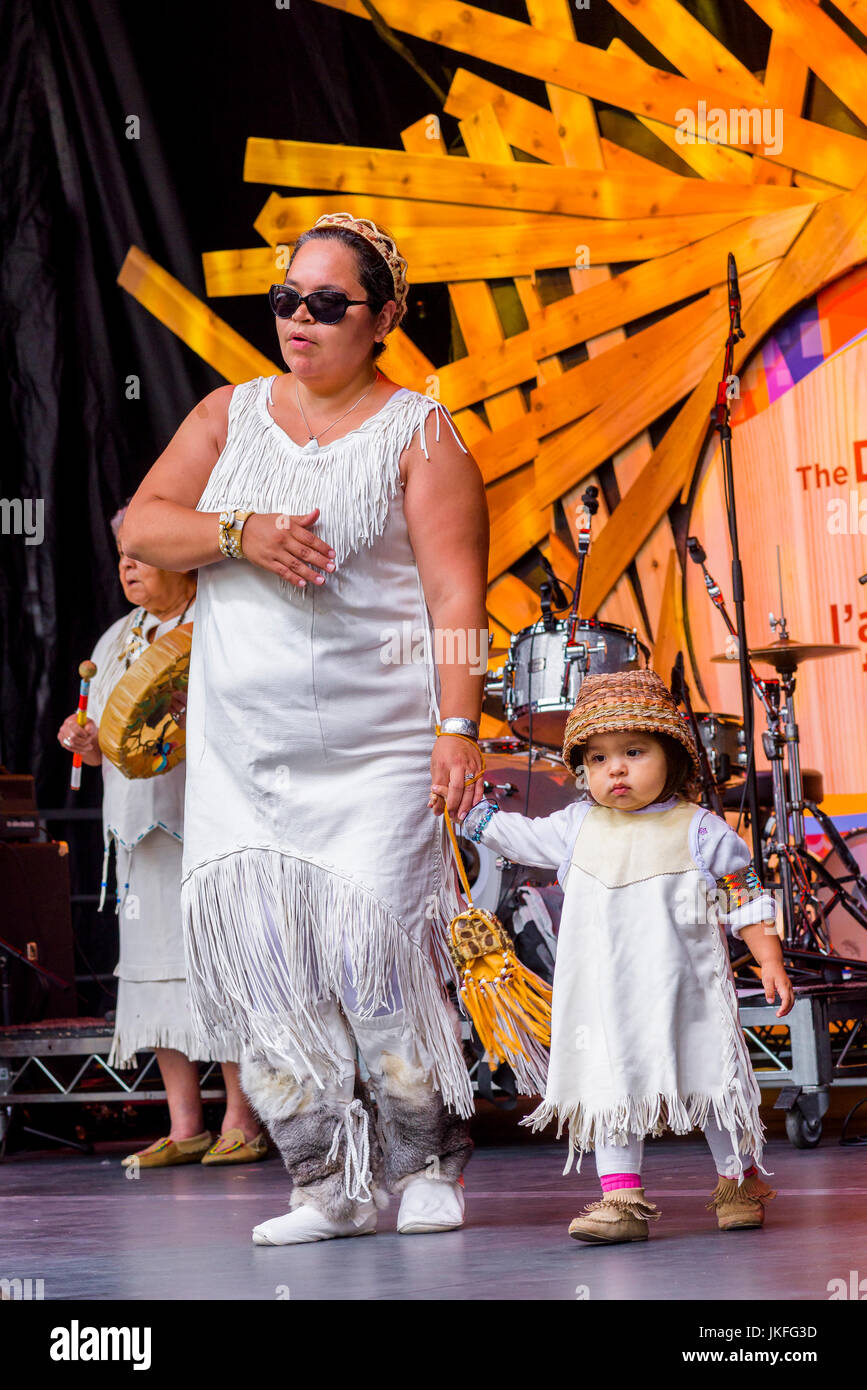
[268,284,374,325]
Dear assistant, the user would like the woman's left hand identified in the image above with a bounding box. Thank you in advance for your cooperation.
[428,735,484,824]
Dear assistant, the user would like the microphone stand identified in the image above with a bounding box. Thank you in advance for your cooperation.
[711,253,764,881]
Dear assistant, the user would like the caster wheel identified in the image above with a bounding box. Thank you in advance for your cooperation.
[785,1106,822,1148]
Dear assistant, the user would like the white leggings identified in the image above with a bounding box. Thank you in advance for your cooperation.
[595,1118,758,1181]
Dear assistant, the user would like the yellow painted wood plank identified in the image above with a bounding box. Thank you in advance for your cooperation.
[531,202,812,359]
[444,68,564,163]
[608,38,754,185]
[605,0,766,103]
[307,0,867,186]
[580,183,867,613]
[243,137,820,219]
[752,44,805,184]
[402,109,537,497]
[752,0,820,185]
[794,172,849,193]
[487,465,551,580]
[116,246,278,383]
[650,549,688,682]
[530,283,748,434]
[534,264,777,506]
[454,107,532,443]
[829,0,867,40]
[397,204,808,413]
[253,191,577,244]
[560,474,651,637]
[525,0,665,642]
[487,572,543,632]
[377,328,435,389]
[206,213,750,297]
[600,138,684,178]
[744,0,867,128]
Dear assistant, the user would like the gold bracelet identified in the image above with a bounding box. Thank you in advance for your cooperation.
[434,726,479,749]
[218,509,253,559]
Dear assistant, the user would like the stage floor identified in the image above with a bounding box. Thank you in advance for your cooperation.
[3,1136,865,1301]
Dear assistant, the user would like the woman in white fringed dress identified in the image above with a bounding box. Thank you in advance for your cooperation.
[122,213,491,1242]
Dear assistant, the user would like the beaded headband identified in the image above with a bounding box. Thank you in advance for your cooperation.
[309,212,409,331]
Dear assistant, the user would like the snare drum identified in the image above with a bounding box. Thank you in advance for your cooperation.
[493,618,649,750]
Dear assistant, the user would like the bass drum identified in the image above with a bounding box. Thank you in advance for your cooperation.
[817,828,867,962]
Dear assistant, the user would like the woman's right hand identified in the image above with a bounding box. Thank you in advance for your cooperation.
[240,509,336,587]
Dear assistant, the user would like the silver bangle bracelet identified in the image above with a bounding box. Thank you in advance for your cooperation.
[439,716,479,740]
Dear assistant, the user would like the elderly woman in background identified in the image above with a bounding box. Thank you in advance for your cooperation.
[57,506,265,1168]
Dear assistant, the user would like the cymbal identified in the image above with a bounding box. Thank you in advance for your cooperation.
[711,637,858,669]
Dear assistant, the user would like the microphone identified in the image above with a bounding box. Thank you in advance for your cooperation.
[727,252,745,340]
[537,550,569,609]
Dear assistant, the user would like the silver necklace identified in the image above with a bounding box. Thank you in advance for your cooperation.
[294,374,378,445]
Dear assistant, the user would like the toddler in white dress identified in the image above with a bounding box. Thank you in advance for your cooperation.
[459,669,794,1243]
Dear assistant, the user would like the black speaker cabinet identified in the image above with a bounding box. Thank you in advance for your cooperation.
[0,841,77,1023]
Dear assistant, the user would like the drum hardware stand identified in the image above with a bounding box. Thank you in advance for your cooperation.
[691,543,867,973]
[670,651,724,817]
[710,251,764,877]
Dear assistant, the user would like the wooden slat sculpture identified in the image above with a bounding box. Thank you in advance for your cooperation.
[117,0,867,754]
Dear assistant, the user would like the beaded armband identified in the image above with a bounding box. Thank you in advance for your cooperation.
[465,799,500,843]
[716,865,762,913]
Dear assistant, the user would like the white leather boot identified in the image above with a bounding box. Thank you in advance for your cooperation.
[397,1176,465,1234]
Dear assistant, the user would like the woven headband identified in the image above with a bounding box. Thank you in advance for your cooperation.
[310,213,409,331]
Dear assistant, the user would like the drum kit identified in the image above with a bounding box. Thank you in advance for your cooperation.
[462,484,867,986]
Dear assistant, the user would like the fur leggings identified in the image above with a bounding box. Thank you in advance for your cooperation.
[240,995,473,1223]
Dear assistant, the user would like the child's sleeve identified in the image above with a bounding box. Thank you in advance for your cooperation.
[460,797,587,877]
[691,810,778,939]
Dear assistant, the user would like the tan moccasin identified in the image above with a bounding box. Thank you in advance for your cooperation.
[568,1186,661,1243]
[201,1127,269,1165]
[706,1172,777,1230]
[121,1130,213,1169]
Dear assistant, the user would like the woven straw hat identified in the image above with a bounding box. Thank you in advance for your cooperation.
[562,669,701,776]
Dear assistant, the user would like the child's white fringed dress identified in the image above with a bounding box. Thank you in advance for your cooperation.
[461,793,778,1173]
[178,376,476,1220]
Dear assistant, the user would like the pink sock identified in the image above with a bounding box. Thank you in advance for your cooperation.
[600,1172,642,1192]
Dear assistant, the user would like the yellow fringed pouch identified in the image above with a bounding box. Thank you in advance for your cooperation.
[442,802,553,1094]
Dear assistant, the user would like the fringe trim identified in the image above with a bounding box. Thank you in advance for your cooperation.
[195,379,465,605]
[706,1174,777,1210]
[582,1191,661,1220]
[107,1025,243,1070]
[522,1086,767,1178]
[180,846,474,1118]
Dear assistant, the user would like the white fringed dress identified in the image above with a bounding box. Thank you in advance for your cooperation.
[181,375,474,1116]
[461,793,779,1172]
